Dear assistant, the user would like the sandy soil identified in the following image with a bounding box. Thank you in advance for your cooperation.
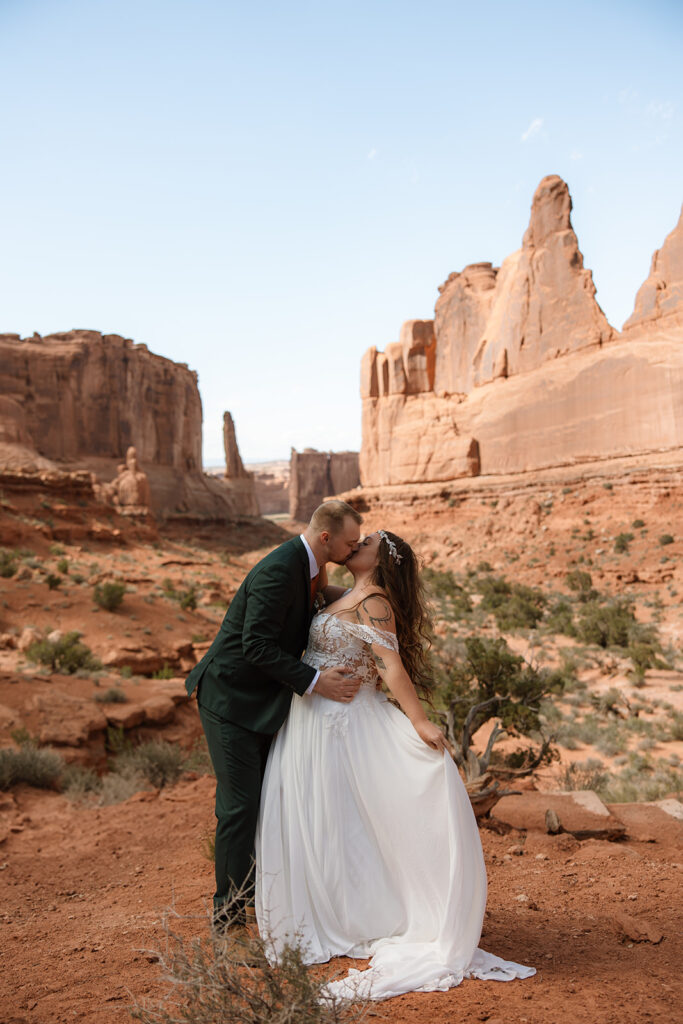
[0,776,681,1024]
[1,467,682,1022]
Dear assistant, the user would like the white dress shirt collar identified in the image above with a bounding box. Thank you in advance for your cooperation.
[299,534,319,579]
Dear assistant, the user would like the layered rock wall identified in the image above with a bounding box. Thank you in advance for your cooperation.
[361,177,683,486]
[0,331,256,518]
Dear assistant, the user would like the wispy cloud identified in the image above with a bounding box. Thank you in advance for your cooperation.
[367,147,378,161]
[646,100,674,121]
[570,149,583,161]
[521,117,543,142]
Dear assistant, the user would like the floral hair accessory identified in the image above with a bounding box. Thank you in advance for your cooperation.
[378,530,402,564]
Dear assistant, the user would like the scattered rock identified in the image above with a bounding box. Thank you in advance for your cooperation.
[18,627,41,653]
[30,692,108,747]
[104,704,146,730]
[613,910,663,944]
[141,696,176,725]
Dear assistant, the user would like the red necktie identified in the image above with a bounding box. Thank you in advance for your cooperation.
[310,573,319,606]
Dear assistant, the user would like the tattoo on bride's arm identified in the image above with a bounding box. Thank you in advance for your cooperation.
[373,650,387,670]
[360,597,392,629]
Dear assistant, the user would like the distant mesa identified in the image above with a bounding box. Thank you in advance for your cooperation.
[360,175,683,486]
[0,329,257,520]
[289,448,360,522]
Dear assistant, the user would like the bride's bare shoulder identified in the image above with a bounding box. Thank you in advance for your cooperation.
[354,590,396,633]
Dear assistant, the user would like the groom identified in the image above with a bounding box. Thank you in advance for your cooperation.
[185,499,363,931]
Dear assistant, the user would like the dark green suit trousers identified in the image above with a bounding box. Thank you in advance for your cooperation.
[186,536,317,921]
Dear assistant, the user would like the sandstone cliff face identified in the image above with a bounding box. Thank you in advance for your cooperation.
[360,177,683,486]
[623,204,683,333]
[0,331,255,518]
[289,448,360,521]
[0,330,202,469]
[246,460,290,515]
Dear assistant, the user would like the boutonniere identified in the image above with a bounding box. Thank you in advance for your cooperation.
[313,592,326,613]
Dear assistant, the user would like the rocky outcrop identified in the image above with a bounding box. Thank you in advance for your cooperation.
[0,331,257,519]
[222,411,259,516]
[623,204,683,333]
[246,460,290,515]
[360,177,683,486]
[289,448,360,521]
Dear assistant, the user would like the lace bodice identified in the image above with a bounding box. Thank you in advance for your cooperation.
[303,612,399,689]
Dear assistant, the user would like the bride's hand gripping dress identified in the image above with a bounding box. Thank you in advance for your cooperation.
[255,603,535,1001]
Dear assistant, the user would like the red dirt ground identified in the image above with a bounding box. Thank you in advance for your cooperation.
[1,775,681,1024]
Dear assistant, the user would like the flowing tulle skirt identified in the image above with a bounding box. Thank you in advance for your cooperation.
[255,686,535,1001]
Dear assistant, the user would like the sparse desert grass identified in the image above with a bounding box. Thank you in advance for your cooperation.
[60,763,102,800]
[113,739,185,789]
[0,742,64,790]
[130,898,368,1024]
[557,759,609,791]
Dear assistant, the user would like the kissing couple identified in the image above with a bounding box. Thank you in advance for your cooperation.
[185,500,534,1000]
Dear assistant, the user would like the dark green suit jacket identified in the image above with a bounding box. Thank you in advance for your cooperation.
[185,536,317,734]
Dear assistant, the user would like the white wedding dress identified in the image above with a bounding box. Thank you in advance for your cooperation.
[255,612,535,1001]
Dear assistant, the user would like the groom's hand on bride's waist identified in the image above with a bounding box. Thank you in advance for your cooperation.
[313,667,361,703]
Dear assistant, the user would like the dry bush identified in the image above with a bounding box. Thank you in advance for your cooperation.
[130,900,370,1024]
[0,743,64,790]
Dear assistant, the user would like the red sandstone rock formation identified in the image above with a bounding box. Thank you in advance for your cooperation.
[623,204,683,333]
[246,460,290,515]
[289,448,360,521]
[360,178,683,486]
[222,411,259,516]
[0,331,256,518]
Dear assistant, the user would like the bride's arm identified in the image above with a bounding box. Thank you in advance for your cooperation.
[356,595,448,753]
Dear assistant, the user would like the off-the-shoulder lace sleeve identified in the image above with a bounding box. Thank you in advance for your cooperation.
[337,619,399,653]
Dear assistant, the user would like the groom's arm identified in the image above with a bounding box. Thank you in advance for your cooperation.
[241,561,317,696]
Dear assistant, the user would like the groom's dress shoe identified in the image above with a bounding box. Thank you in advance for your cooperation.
[217,924,261,966]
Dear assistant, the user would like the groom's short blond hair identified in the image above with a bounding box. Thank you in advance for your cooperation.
[309,500,362,534]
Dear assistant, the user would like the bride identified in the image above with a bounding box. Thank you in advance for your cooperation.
[255,529,535,1001]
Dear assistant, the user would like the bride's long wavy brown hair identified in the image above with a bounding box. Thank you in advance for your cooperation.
[369,530,433,700]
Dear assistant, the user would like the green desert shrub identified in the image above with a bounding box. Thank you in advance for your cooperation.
[432,634,565,779]
[614,532,634,554]
[632,519,645,529]
[0,550,17,578]
[153,663,175,679]
[0,742,64,790]
[113,739,184,789]
[94,687,128,704]
[93,580,126,611]
[628,640,667,679]
[545,599,576,636]
[423,568,473,618]
[575,599,655,650]
[25,631,101,675]
[477,574,546,630]
[658,533,674,546]
[179,585,198,611]
[46,573,62,590]
[56,558,69,574]
[565,569,598,602]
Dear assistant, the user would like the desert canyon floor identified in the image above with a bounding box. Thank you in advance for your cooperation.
[1,461,682,1023]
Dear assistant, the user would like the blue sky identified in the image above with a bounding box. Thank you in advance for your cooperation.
[1,0,681,463]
